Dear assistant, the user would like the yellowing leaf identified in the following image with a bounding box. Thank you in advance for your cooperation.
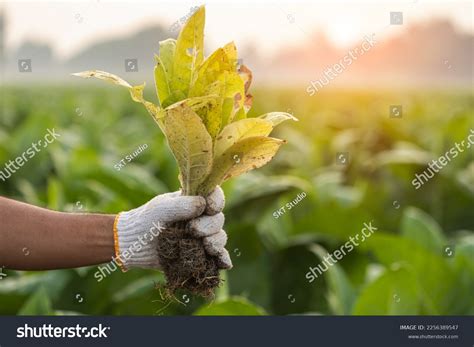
[200,81,225,139]
[72,70,131,88]
[73,7,295,202]
[233,107,247,122]
[238,65,253,94]
[243,93,253,113]
[218,71,245,125]
[218,71,244,101]
[171,6,205,95]
[198,136,285,195]
[129,84,163,124]
[162,104,213,195]
[168,95,221,130]
[223,41,238,68]
[215,118,273,157]
[170,95,219,112]
[188,42,244,131]
[258,112,298,126]
[72,70,162,125]
[192,68,245,135]
[190,48,232,97]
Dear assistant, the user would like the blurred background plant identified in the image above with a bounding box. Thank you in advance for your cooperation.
[1,86,472,315]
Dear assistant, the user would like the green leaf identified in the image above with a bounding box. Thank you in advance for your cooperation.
[0,271,72,297]
[162,90,187,108]
[158,39,176,76]
[353,267,420,315]
[54,310,84,316]
[194,297,266,315]
[374,142,432,166]
[361,233,458,314]
[226,173,312,209]
[47,177,64,210]
[162,103,213,195]
[154,39,176,105]
[215,271,229,301]
[215,118,273,157]
[457,162,474,194]
[154,58,170,106]
[18,286,53,315]
[171,5,205,95]
[112,275,163,302]
[400,207,445,253]
[258,112,298,126]
[198,136,285,195]
[308,244,356,315]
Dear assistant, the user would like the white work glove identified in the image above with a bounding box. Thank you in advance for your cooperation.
[114,186,232,271]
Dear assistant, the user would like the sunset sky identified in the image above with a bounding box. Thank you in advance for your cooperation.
[2,0,473,60]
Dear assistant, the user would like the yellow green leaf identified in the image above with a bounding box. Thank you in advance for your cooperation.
[159,39,176,76]
[218,71,245,125]
[162,104,213,195]
[72,70,131,88]
[190,48,232,97]
[164,90,187,107]
[168,95,221,130]
[129,84,163,124]
[233,107,247,122]
[154,39,176,105]
[192,69,245,135]
[223,41,238,68]
[258,112,298,126]
[72,70,162,125]
[215,118,273,157]
[198,136,285,195]
[171,5,205,95]
[154,58,170,106]
[173,95,219,112]
[200,81,225,139]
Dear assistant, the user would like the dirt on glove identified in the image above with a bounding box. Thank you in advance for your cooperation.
[156,225,221,298]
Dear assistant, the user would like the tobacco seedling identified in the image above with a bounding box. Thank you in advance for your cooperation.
[73,6,297,296]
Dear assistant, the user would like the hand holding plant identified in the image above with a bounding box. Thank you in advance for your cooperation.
[115,186,231,272]
[74,6,296,297]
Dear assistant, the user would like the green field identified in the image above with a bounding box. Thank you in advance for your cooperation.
[0,85,473,315]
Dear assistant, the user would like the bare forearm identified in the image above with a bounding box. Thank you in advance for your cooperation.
[0,197,115,270]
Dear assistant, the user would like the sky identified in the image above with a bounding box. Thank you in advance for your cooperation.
[2,0,473,60]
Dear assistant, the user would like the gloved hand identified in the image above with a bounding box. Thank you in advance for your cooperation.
[114,186,232,271]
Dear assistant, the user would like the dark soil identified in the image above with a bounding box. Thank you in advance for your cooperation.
[156,224,221,298]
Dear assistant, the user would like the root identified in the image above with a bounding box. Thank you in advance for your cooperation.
[156,226,221,298]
